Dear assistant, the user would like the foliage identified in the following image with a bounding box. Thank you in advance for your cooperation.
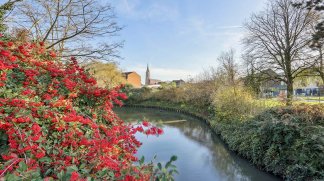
[126,87,154,104]
[213,104,324,180]
[158,82,176,90]
[153,155,178,181]
[129,82,323,180]
[84,61,125,89]
[212,86,271,121]
[0,36,165,180]
[126,81,216,116]
[211,85,323,180]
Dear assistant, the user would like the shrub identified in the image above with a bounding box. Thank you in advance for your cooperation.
[215,104,324,180]
[0,36,161,180]
[212,86,262,121]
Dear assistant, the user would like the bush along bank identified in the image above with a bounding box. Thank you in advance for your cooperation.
[213,104,324,180]
[128,100,324,180]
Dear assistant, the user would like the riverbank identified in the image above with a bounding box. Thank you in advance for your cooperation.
[125,101,324,181]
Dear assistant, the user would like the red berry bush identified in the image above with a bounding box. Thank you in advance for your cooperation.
[0,36,162,180]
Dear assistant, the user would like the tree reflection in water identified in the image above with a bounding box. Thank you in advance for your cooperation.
[115,108,280,181]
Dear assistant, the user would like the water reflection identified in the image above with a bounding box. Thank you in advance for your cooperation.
[115,108,281,181]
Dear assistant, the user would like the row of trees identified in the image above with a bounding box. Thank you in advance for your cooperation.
[188,0,324,106]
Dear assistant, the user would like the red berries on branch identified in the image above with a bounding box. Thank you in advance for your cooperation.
[0,38,162,180]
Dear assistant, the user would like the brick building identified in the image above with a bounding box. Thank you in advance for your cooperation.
[123,72,142,88]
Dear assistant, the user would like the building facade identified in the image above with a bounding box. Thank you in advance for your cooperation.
[123,72,141,88]
[172,79,185,87]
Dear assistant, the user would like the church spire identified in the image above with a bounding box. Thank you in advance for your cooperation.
[145,64,150,85]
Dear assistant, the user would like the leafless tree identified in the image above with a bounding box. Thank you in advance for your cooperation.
[217,49,239,88]
[243,0,317,105]
[242,53,262,94]
[5,0,122,61]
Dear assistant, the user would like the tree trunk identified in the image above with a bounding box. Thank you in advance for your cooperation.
[286,79,294,106]
[319,48,324,85]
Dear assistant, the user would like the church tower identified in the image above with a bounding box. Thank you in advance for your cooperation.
[145,64,150,85]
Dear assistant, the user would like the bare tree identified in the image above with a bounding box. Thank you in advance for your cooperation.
[217,49,239,88]
[5,0,122,61]
[243,0,317,105]
[242,53,262,94]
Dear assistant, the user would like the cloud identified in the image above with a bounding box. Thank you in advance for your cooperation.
[113,0,139,15]
[176,17,245,55]
[221,31,245,50]
[113,0,179,22]
[178,17,243,38]
[144,3,179,21]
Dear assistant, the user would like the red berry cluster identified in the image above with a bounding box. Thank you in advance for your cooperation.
[0,36,163,180]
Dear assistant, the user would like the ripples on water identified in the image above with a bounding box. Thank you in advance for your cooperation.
[115,108,281,181]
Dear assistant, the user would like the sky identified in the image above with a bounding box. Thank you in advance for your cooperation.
[1,0,268,83]
[110,0,269,83]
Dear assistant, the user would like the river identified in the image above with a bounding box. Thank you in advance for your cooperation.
[115,108,281,181]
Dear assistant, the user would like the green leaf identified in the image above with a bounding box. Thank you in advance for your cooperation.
[5,173,19,180]
[39,157,52,163]
[108,171,115,178]
[57,170,65,180]
[67,165,78,172]
[170,155,177,162]
[157,163,162,170]
[18,161,27,172]
[165,161,171,169]
[44,168,53,177]
[139,156,145,165]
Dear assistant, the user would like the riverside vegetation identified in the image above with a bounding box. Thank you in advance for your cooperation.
[124,81,324,180]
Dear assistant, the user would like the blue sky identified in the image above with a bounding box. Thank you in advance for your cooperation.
[110,0,268,82]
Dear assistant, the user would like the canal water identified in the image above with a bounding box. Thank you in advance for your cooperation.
[115,108,281,181]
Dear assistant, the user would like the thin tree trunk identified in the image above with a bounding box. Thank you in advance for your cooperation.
[319,48,324,85]
[286,79,294,106]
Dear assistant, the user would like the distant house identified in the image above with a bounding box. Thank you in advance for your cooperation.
[172,79,185,87]
[149,79,162,85]
[253,69,286,97]
[122,72,141,88]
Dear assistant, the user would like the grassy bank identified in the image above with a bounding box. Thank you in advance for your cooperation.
[129,100,324,180]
